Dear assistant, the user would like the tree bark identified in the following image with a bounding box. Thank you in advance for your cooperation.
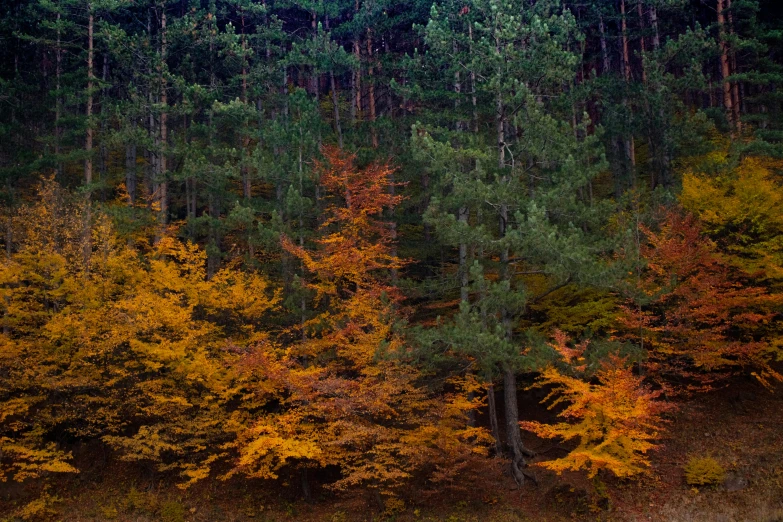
[330,72,344,149]
[85,5,94,188]
[158,5,168,230]
[487,384,503,456]
[83,4,94,265]
[726,0,742,133]
[650,5,660,50]
[459,206,469,303]
[55,11,62,177]
[367,31,378,148]
[599,14,611,76]
[99,53,108,202]
[126,141,137,205]
[621,0,636,172]
[717,0,736,134]
[504,367,534,486]
[638,0,647,85]
[241,11,251,200]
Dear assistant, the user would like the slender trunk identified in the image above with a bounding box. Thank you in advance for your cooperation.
[241,12,251,199]
[126,140,137,205]
[621,1,631,83]
[158,5,168,232]
[504,367,534,486]
[454,39,463,131]
[717,0,735,134]
[599,14,611,76]
[83,4,94,265]
[55,12,62,177]
[638,0,647,85]
[208,192,219,278]
[727,0,742,133]
[145,8,153,211]
[85,6,94,188]
[487,384,503,456]
[352,0,361,123]
[599,14,624,197]
[468,24,478,133]
[310,11,318,97]
[459,207,469,303]
[366,31,378,148]
[496,93,504,170]
[301,468,311,502]
[99,53,108,202]
[638,0,658,187]
[621,0,636,172]
[330,72,344,149]
[353,39,361,121]
[648,4,671,187]
[650,5,660,50]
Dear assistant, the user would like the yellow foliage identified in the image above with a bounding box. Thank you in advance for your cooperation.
[521,334,669,478]
[15,491,62,521]
[684,456,726,486]
[0,177,280,487]
[681,154,783,282]
[237,147,487,493]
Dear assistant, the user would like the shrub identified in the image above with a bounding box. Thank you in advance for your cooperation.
[684,456,726,486]
[160,500,186,522]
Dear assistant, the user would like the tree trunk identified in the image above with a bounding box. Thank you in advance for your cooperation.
[650,5,660,50]
[621,0,636,171]
[99,53,108,202]
[487,384,503,456]
[241,12,251,200]
[85,5,94,189]
[353,39,361,122]
[599,14,625,197]
[599,14,611,76]
[504,367,534,486]
[459,206,469,303]
[468,23,478,133]
[55,11,62,177]
[638,0,647,85]
[83,4,94,265]
[717,0,736,134]
[158,5,168,233]
[367,31,378,148]
[330,71,343,149]
[727,0,742,133]
[126,141,137,205]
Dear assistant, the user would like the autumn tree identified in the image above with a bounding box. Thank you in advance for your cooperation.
[618,209,782,390]
[0,178,280,487]
[521,331,669,478]
[236,146,487,498]
[680,151,783,287]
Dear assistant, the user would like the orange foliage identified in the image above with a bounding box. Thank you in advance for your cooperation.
[522,332,669,478]
[238,146,488,493]
[619,210,782,389]
[0,179,279,486]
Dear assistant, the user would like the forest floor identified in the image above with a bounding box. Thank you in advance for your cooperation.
[2,376,783,522]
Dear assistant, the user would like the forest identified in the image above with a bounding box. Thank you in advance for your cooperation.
[1,0,783,520]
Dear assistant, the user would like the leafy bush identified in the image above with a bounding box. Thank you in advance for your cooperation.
[160,500,186,522]
[684,456,726,486]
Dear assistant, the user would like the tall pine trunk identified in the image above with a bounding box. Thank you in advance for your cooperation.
[621,0,636,174]
[367,31,378,148]
[717,0,736,134]
[157,4,168,235]
[727,0,742,133]
[85,5,94,190]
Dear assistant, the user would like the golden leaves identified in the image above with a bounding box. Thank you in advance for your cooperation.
[522,339,669,478]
